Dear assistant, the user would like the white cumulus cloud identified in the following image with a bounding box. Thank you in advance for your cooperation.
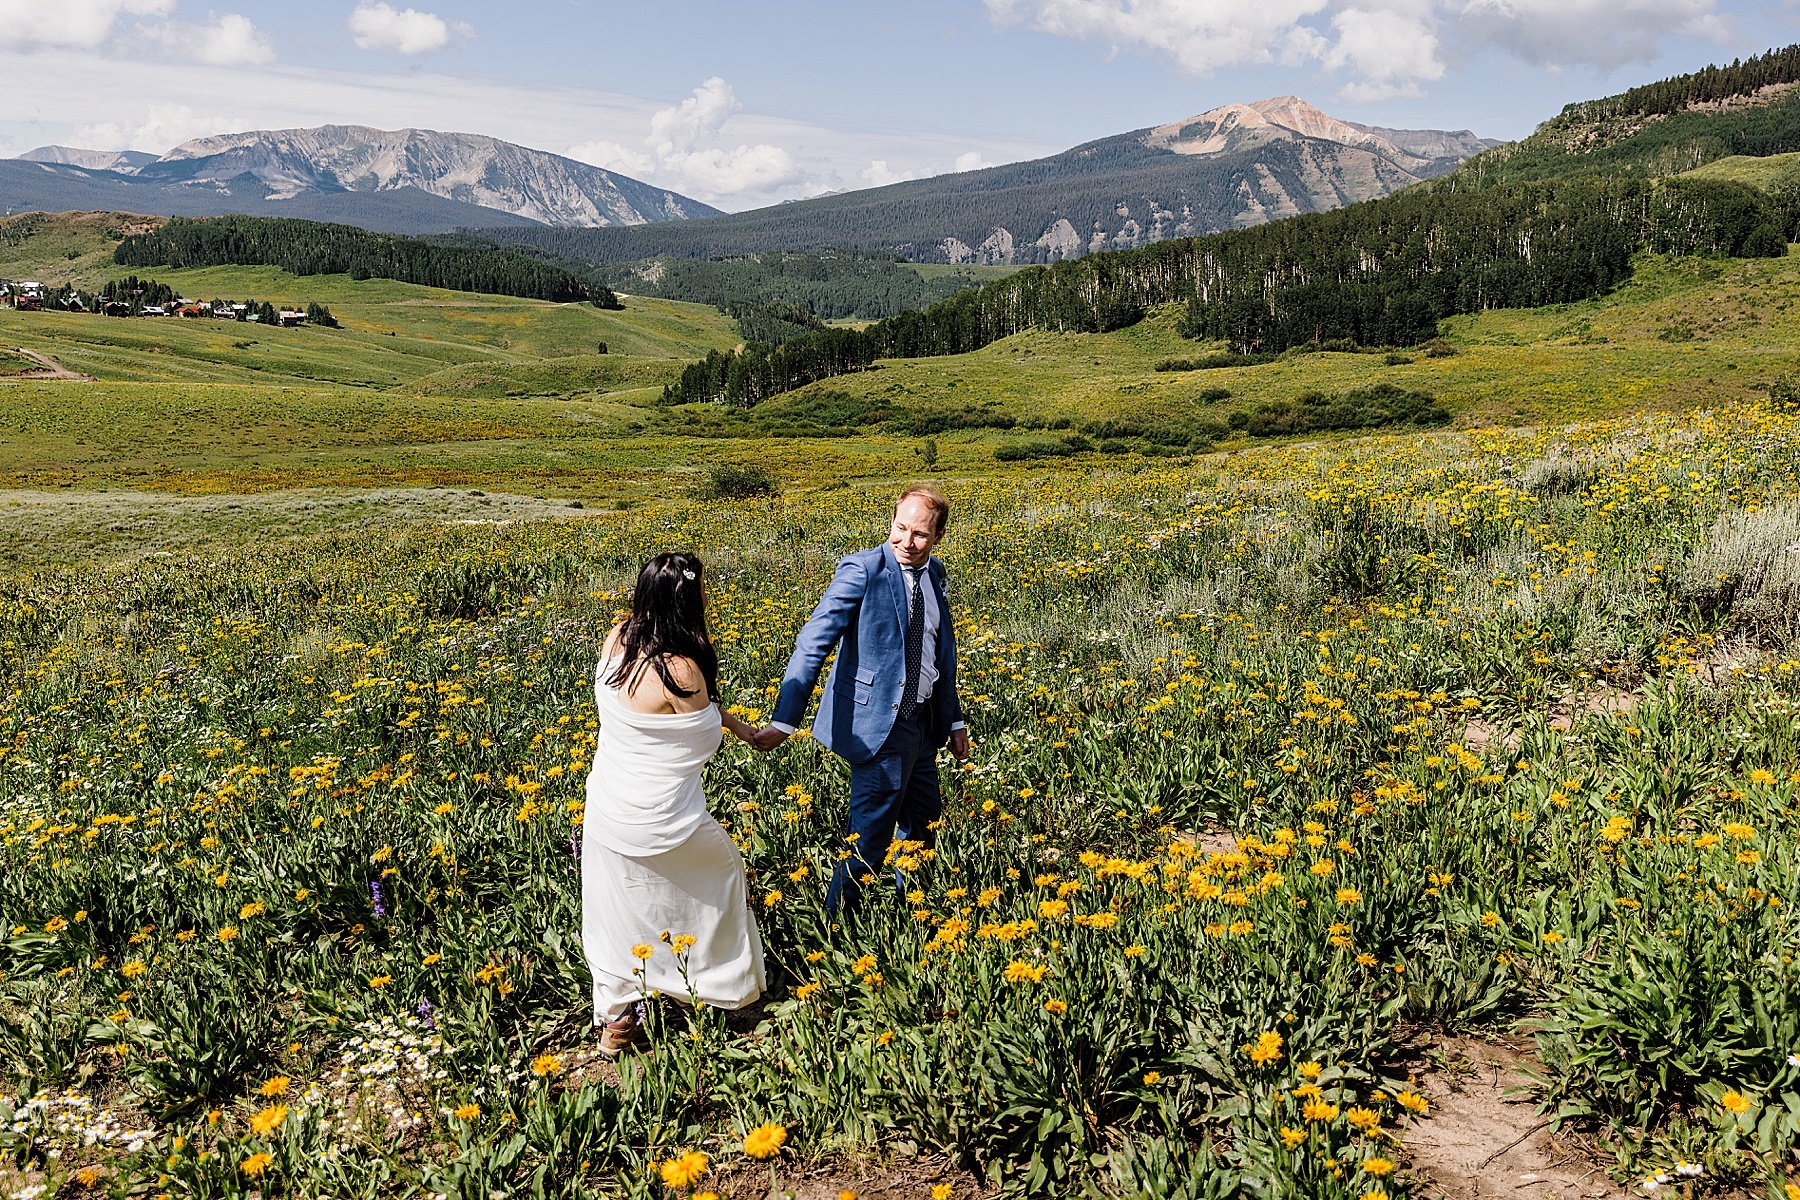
[985,0,1334,75]
[862,159,917,186]
[0,0,173,50]
[568,76,809,206]
[73,102,242,153]
[986,0,1725,101]
[348,1,472,55]
[143,12,274,66]
[1455,0,1726,72]
[861,149,993,189]
[1324,6,1443,99]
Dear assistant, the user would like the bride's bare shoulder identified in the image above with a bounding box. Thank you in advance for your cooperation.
[662,658,709,705]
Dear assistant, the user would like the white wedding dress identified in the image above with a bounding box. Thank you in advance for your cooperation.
[580,654,766,1023]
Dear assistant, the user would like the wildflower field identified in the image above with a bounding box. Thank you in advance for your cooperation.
[4,395,1800,1200]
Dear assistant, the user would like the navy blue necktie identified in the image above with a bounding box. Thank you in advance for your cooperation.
[899,566,924,721]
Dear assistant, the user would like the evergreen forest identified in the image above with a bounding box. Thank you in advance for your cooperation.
[114,217,621,308]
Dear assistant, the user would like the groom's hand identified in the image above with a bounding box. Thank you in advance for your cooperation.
[949,728,970,762]
[750,726,790,752]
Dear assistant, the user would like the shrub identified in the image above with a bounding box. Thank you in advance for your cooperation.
[994,434,1089,462]
[1240,384,1448,438]
[1517,456,1594,497]
[1676,502,1800,634]
[695,463,779,501]
[1155,352,1277,371]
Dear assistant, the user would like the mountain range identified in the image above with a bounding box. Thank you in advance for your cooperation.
[1,99,1492,251]
[1,125,718,235]
[476,97,1498,265]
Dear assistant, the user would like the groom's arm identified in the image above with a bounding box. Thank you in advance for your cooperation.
[768,554,868,734]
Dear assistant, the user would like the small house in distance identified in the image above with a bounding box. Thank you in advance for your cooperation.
[277,310,307,327]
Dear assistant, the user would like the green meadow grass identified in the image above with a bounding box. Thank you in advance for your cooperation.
[0,272,738,388]
[0,349,39,375]
[397,354,685,399]
[1680,150,1800,187]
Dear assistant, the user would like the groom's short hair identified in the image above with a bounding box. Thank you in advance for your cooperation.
[897,483,950,536]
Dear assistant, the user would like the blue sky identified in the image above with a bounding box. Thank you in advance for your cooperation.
[0,0,1795,211]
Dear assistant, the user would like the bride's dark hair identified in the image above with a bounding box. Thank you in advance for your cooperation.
[607,551,719,701]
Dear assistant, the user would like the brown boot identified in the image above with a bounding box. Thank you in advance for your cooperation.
[597,1006,647,1059]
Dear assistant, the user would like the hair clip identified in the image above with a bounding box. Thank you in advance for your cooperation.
[682,569,696,580]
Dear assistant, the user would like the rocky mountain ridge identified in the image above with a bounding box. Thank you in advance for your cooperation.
[19,145,158,173]
[141,125,718,226]
[484,97,1501,266]
[2,125,718,233]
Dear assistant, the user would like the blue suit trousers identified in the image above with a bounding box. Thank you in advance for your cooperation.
[826,709,941,915]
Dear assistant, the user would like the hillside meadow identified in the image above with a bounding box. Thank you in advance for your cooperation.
[4,400,1800,1199]
[5,214,1800,1196]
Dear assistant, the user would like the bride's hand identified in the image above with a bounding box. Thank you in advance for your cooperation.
[749,726,790,753]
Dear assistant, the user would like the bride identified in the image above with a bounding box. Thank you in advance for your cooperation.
[580,551,769,1058]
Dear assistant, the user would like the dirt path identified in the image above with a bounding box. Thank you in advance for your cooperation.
[1408,1036,1633,1200]
[3,347,94,381]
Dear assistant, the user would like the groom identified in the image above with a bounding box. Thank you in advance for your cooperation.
[756,483,969,913]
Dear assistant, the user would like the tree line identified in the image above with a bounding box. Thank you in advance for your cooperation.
[665,174,1787,407]
[1556,45,1800,125]
[114,217,621,307]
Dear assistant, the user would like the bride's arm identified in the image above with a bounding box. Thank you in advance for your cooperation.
[720,710,759,744]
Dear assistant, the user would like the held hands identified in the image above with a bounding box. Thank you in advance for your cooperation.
[749,726,791,753]
[724,714,789,753]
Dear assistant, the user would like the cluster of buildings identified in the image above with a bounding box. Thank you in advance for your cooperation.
[0,280,310,324]
[2,280,44,311]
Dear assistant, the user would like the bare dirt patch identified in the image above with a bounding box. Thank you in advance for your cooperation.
[1459,688,1640,755]
[713,1155,978,1200]
[1407,1035,1630,1200]
[1,347,94,381]
[1174,824,1238,855]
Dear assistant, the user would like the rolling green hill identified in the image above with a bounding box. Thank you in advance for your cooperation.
[0,259,737,388]
[0,211,160,288]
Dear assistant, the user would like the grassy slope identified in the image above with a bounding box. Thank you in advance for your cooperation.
[0,268,738,388]
[0,211,160,288]
[1680,150,1800,187]
[769,251,1800,427]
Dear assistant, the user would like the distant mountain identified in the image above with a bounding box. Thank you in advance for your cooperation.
[0,159,542,235]
[0,125,720,235]
[19,145,157,173]
[477,97,1500,266]
[142,125,719,226]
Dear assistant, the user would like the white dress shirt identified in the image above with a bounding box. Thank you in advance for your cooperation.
[771,558,965,735]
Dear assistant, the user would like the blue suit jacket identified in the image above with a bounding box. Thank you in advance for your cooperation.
[772,544,963,764]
